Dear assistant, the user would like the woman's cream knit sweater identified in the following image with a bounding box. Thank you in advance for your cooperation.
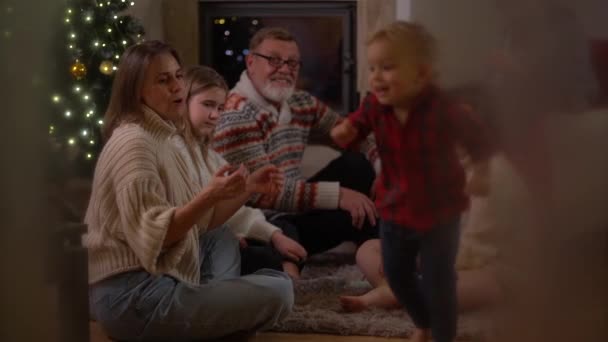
[83,106,279,286]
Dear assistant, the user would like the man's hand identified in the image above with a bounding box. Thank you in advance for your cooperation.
[271,231,307,263]
[339,187,378,229]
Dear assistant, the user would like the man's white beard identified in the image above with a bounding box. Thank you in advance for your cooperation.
[260,81,295,103]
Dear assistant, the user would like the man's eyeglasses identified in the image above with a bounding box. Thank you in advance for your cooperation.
[252,52,302,70]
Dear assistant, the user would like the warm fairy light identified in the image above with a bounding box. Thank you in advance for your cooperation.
[54,1,142,162]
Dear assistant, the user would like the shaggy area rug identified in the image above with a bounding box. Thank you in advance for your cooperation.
[271,252,488,340]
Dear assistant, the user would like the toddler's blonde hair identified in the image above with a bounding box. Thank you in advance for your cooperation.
[368,21,437,65]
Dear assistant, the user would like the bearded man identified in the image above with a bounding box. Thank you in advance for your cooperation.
[213,27,380,278]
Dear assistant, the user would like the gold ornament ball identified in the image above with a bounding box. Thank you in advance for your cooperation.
[99,60,114,75]
[70,61,87,80]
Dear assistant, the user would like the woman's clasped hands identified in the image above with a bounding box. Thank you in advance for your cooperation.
[209,164,284,200]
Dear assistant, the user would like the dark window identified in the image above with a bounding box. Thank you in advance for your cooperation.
[199,1,357,113]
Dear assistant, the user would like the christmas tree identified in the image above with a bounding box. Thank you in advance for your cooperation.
[50,0,144,177]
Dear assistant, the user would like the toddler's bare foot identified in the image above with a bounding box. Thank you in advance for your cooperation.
[411,328,431,342]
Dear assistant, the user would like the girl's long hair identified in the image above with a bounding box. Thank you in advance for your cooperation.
[180,65,228,161]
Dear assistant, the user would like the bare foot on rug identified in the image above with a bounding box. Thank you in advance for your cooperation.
[339,295,369,312]
[283,261,300,280]
[340,284,400,312]
[411,328,431,342]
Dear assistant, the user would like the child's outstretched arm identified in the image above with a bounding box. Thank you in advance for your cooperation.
[331,92,378,149]
[330,118,359,148]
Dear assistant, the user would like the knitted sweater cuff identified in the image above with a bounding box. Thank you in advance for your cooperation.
[314,181,340,209]
[248,220,281,242]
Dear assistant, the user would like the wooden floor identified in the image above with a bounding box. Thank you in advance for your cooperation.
[255,332,406,341]
[90,322,410,341]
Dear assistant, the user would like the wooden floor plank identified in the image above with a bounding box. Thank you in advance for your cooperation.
[91,322,412,341]
[254,332,407,341]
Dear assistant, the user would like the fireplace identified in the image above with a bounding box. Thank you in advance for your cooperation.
[199,1,358,113]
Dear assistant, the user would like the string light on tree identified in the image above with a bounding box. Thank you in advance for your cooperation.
[99,60,114,75]
[2,6,13,40]
[50,0,145,175]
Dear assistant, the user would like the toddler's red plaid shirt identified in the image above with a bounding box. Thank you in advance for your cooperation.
[347,86,493,231]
